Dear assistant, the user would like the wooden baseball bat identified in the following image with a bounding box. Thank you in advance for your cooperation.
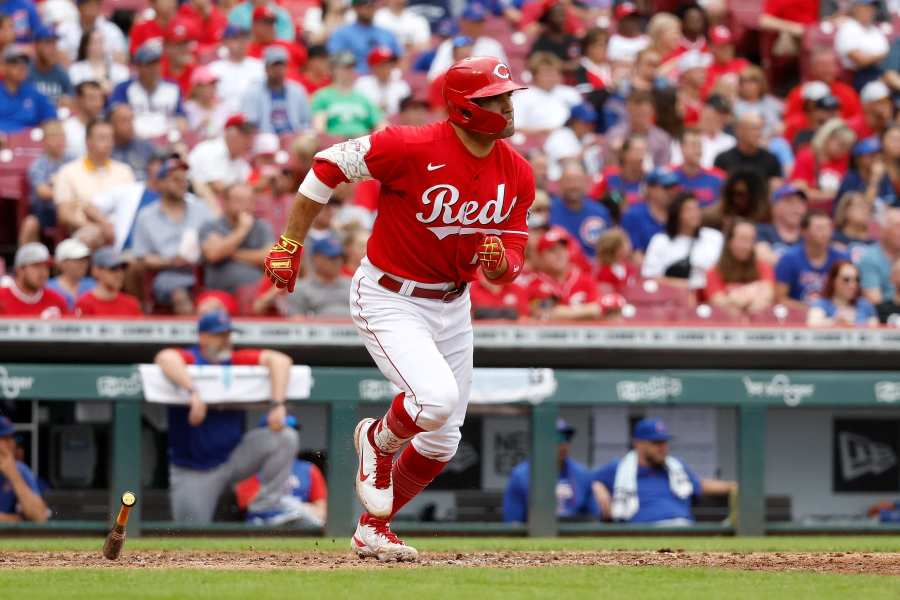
[103,491,136,560]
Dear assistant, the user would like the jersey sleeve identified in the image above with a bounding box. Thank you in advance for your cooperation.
[231,349,264,365]
[176,348,197,364]
[307,464,328,502]
[491,161,535,284]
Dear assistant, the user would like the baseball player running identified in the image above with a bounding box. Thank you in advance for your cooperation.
[265,57,534,561]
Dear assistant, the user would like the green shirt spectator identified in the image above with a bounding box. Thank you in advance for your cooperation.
[311,51,383,138]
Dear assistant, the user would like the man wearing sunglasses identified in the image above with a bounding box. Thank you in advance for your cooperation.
[75,246,143,316]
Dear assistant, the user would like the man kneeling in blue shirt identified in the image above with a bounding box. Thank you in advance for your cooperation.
[592,418,735,525]
[502,419,598,523]
[0,416,49,523]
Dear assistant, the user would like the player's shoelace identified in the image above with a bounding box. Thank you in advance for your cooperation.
[371,520,403,545]
[374,451,393,490]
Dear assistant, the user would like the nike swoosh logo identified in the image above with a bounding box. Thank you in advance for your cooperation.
[359,448,369,482]
[427,163,446,171]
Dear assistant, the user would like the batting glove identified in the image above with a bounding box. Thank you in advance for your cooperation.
[478,235,506,275]
[265,235,303,292]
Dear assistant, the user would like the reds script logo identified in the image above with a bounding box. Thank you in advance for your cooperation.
[417,183,517,240]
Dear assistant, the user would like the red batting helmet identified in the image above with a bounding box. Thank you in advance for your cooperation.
[443,56,526,135]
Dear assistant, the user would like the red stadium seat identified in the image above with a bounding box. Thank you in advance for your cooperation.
[675,304,742,325]
[748,304,809,325]
[621,279,692,310]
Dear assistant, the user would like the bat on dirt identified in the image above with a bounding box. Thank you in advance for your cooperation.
[102,491,136,560]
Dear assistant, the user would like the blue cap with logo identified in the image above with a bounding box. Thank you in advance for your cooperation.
[197,309,235,334]
[646,167,679,188]
[311,236,343,258]
[569,103,598,124]
[632,418,671,442]
[0,416,15,437]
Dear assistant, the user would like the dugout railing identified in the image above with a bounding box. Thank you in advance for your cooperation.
[2,364,900,537]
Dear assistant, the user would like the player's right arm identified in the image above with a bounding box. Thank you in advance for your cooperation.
[154,349,206,426]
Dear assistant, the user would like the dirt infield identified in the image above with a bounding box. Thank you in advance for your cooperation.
[1,550,898,574]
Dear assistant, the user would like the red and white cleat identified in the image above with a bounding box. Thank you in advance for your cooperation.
[351,516,418,562]
[354,418,394,518]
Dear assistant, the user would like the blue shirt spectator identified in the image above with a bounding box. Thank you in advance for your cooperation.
[811,296,877,325]
[28,25,72,104]
[674,166,724,209]
[776,240,849,305]
[0,47,56,133]
[549,165,612,258]
[0,415,48,522]
[621,202,665,253]
[0,0,43,42]
[327,0,402,74]
[228,1,295,41]
[109,44,185,140]
[858,210,900,304]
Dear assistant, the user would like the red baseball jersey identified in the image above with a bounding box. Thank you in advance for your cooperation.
[0,285,68,318]
[308,121,535,284]
[526,267,599,309]
[75,291,143,317]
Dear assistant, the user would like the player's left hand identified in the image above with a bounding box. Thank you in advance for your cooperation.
[478,235,506,276]
[265,235,303,292]
[267,403,287,432]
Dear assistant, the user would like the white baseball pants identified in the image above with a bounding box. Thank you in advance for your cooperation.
[350,257,473,462]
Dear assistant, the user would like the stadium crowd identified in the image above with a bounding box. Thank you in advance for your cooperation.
[2,0,900,327]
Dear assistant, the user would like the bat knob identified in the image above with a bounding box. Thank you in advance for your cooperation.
[121,491,136,507]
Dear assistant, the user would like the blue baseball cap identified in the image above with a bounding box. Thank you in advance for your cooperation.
[197,309,235,334]
[569,103,598,124]
[311,236,343,258]
[633,418,671,442]
[557,418,575,442]
[157,155,188,179]
[451,35,474,49]
[646,167,679,188]
[133,41,162,65]
[772,184,808,203]
[222,24,249,39]
[34,26,59,42]
[853,136,881,157]
[0,416,14,437]
[461,3,487,22]
[257,414,299,428]
[436,18,459,37]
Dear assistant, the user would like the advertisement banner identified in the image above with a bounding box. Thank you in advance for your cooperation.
[832,418,900,492]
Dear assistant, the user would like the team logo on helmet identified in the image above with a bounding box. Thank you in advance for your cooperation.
[493,63,511,80]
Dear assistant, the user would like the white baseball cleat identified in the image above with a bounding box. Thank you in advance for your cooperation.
[354,418,394,518]
[351,518,418,562]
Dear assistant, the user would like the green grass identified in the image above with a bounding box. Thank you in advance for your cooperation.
[0,566,897,600]
[2,535,900,553]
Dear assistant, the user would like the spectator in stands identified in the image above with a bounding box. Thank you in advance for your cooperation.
[606,89,671,168]
[57,0,127,65]
[591,135,648,207]
[209,26,264,115]
[859,208,900,305]
[645,13,683,77]
[28,26,72,106]
[759,0,816,67]
[835,137,896,212]
[595,228,637,293]
[0,13,13,56]
[177,0,228,51]
[200,183,273,294]
[676,50,711,127]
[68,27,130,95]
[0,0,42,43]
[643,191,724,291]
[792,92,841,151]
[311,51,382,137]
[274,236,351,317]
[63,80,105,158]
[528,0,579,67]
[526,228,603,320]
[241,46,311,135]
[849,80,893,140]
[375,0,430,55]
[503,419,597,523]
[784,50,861,126]
[75,246,142,316]
[303,0,350,46]
[832,192,876,258]
[674,129,725,209]
[592,418,735,524]
[620,166,678,259]
[835,0,888,91]
[129,0,180,56]
[714,111,782,187]
[512,52,581,134]
[470,268,529,320]
[111,42,187,140]
[0,243,68,317]
[875,258,900,324]
[756,184,807,264]
[572,27,610,108]
[328,0,401,74]
[775,211,849,307]
[229,0,295,42]
[18,119,70,246]
[733,66,782,140]
[0,416,48,523]
[161,20,199,97]
[246,5,307,78]
[354,47,411,117]
[109,103,157,182]
[341,228,369,277]
[154,309,301,524]
[132,156,213,314]
[297,44,332,97]
[808,260,878,326]
[607,3,648,65]
[704,170,770,232]
[55,119,135,245]
[0,46,56,133]
[702,25,748,98]
[706,219,775,317]
[544,103,601,181]
[185,66,230,139]
[47,237,95,310]
[686,94,735,169]
[187,113,254,208]
[790,118,855,208]
[549,160,611,259]
[427,3,506,80]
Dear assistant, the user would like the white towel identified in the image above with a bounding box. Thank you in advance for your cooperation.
[611,450,694,521]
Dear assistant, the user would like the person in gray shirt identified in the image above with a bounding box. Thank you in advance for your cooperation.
[132,157,212,314]
[200,183,274,294]
[277,236,351,317]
